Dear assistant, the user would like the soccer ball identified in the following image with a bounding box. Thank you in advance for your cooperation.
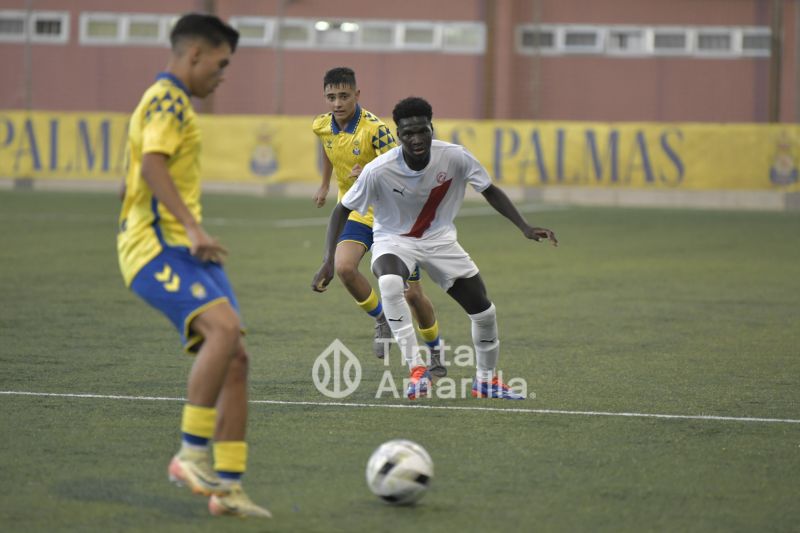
[365,439,433,505]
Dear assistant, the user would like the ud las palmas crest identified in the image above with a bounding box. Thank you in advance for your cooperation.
[250,124,278,177]
[769,131,799,186]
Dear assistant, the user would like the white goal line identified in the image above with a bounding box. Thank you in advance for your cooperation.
[1,390,798,425]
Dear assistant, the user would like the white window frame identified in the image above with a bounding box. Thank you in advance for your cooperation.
[355,20,396,51]
[651,26,692,56]
[229,16,274,47]
[740,26,771,57]
[0,10,69,44]
[29,11,69,44]
[276,17,313,49]
[399,21,441,51]
[515,24,559,55]
[312,20,360,49]
[605,25,649,56]
[694,26,737,57]
[80,12,179,46]
[442,22,485,54]
[80,12,123,45]
[124,14,167,46]
[0,10,27,42]
[562,25,604,54]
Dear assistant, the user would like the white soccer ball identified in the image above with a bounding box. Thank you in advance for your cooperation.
[365,439,433,505]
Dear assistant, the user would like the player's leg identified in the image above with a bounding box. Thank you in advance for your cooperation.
[170,301,270,509]
[420,240,522,400]
[130,249,236,495]
[335,219,391,358]
[334,240,372,302]
[168,301,241,496]
[130,248,272,513]
[372,251,431,399]
[404,270,445,377]
[206,337,271,518]
[447,275,523,400]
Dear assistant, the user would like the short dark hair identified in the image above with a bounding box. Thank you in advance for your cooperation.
[323,67,357,89]
[392,97,433,125]
[170,13,239,52]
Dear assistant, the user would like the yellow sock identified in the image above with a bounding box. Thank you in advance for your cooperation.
[214,441,248,477]
[356,288,383,318]
[181,404,216,443]
[418,320,440,349]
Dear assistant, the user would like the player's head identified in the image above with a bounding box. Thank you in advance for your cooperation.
[323,67,360,122]
[393,97,434,167]
[169,13,239,98]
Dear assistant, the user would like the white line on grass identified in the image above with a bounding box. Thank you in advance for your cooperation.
[208,204,563,227]
[2,390,798,425]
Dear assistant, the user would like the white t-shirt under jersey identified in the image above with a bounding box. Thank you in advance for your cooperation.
[341,140,492,242]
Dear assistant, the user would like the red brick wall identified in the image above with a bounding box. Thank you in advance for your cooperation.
[0,0,796,122]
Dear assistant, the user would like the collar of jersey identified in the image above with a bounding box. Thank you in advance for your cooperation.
[331,104,362,135]
[155,72,191,98]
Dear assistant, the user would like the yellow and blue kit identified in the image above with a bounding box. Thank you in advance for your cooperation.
[117,72,239,352]
[312,104,396,224]
[312,104,420,281]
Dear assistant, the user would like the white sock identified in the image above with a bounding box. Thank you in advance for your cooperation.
[469,303,499,382]
[378,274,425,369]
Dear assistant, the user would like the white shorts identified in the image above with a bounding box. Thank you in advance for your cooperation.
[371,235,479,291]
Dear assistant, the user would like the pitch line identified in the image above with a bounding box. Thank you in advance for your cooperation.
[2,391,798,425]
[206,203,563,228]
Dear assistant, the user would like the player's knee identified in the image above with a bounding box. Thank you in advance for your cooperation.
[378,274,405,302]
[207,310,242,347]
[469,302,496,325]
[334,257,359,283]
[404,282,424,304]
[228,347,249,382]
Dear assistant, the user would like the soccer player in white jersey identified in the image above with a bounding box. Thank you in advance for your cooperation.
[311,97,557,400]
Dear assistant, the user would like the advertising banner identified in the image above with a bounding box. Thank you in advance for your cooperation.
[1,111,797,192]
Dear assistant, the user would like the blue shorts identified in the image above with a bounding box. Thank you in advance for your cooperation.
[338,219,374,250]
[130,246,241,353]
[338,220,421,281]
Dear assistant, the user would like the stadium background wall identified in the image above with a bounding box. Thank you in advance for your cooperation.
[1,0,798,209]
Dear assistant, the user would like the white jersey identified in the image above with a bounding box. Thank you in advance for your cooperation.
[341,140,492,242]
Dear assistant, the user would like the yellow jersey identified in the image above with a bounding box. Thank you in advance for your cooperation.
[312,104,396,226]
[117,72,201,287]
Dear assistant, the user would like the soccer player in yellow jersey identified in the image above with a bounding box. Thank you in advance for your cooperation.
[311,68,446,376]
[117,14,270,518]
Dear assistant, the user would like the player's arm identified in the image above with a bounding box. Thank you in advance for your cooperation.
[310,202,353,292]
[481,184,558,246]
[140,152,228,262]
[314,141,333,208]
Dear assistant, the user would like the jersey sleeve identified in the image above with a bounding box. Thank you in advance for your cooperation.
[311,113,330,138]
[461,146,492,192]
[141,89,187,157]
[371,123,397,157]
[341,166,373,216]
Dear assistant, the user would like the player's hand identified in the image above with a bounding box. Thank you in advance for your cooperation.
[313,184,329,208]
[311,261,335,293]
[349,164,363,178]
[523,226,558,247]
[187,224,229,263]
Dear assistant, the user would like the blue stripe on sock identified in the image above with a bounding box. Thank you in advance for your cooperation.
[182,433,209,446]
[425,336,440,349]
[217,471,243,480]
[367,301,383,318]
